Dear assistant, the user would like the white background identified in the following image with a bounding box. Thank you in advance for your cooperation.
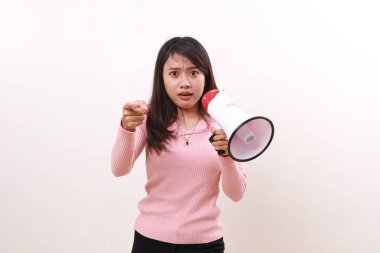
[1,0,379,252]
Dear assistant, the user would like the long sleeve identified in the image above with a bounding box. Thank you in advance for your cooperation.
[111,123,147,177]
[219,157,247,202]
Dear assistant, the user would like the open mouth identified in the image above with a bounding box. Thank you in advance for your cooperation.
[178,92,193,100]
[179,93,192,96]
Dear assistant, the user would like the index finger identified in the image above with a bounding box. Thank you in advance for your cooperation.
[123,102,135,110]
[123,101,149,113]
[213,129,226,135]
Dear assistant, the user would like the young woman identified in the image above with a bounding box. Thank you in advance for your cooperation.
[111,37,247,253]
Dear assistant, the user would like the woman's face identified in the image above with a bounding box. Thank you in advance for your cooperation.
[163,53,205,113]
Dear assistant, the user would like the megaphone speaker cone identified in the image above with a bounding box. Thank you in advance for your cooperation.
[228,116,274,162]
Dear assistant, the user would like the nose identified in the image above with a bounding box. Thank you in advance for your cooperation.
[179,76,191,88]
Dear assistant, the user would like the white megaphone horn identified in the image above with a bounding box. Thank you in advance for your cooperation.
[202,89,274,162]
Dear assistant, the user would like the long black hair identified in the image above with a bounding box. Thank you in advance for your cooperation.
[146,37,218,153]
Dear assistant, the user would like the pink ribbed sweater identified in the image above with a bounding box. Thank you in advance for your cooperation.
[111,117,247,244]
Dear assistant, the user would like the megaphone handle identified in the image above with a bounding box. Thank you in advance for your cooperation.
[208,134,226,156]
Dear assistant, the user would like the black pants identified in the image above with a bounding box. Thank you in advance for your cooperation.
[131,231,225,253]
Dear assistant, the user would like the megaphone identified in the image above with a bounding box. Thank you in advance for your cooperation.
[202,89,274,162]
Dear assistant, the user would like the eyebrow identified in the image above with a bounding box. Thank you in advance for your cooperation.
[167,67,200,71]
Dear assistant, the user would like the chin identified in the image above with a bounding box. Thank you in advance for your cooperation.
[178,103,197,110]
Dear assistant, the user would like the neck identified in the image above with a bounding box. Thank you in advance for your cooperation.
[178,108,202,130]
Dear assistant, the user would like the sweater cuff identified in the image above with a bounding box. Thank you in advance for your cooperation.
[116,123,136,145]
[119,120,137,133]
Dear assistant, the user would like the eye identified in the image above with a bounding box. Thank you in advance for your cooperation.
[190,70,198,76]
[169,71,178,77]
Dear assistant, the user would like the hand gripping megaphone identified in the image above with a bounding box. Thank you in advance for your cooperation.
[202,89,274,162]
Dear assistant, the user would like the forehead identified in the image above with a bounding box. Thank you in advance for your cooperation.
[164,53,196,69]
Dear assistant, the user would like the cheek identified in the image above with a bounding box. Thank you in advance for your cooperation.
[193,84,206,102]
[163,79,177,98]
[196,76,206,93]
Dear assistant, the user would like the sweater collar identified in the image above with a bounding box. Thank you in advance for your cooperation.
[169,116,211,136]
